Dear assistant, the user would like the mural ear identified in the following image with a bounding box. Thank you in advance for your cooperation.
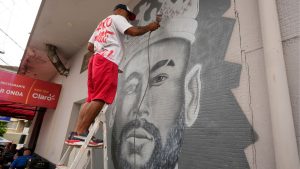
[184,64,202,127]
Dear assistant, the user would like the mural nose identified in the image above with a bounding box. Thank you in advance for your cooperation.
[136,87,150,118]
[135,109,150,119]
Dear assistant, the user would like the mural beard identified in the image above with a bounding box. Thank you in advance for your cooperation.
[112,110,185,169]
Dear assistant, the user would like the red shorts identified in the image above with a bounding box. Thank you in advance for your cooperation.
[86,53,118,104]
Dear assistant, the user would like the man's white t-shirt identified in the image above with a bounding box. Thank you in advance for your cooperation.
[89,15,133,66]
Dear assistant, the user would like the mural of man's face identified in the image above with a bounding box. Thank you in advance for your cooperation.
[112,38,190,169]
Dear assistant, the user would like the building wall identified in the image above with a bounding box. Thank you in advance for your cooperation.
[34,46,89,163]
[34,0,298,168]
[276,0,300,155]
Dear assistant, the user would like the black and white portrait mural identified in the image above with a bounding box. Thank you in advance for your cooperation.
[109,0,257,168]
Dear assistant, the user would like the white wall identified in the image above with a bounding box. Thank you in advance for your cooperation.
[225,0,276,168]
[34,46,88,163]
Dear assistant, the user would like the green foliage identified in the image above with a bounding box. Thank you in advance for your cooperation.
[0,122,7,137]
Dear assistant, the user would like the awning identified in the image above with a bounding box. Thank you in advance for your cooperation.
[0,100,36,120]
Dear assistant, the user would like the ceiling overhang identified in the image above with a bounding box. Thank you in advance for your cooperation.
[18,0,131,81]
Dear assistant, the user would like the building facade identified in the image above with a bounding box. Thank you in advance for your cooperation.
[21,0,299,169]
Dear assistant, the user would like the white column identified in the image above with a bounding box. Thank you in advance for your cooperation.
[257,0,300,169]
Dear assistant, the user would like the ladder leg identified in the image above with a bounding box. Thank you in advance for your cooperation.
[70,104,108,169]
[69,121,100,169]
[100,104,108,169]
[97,104,109,169]
[103,117,108,169]
[90,149,94,169]
[57,104,109,169]
[57,146,73,166]
[83,149,91,169]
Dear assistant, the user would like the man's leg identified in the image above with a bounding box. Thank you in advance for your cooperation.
[74,102,90,133]
[75,100,105,134]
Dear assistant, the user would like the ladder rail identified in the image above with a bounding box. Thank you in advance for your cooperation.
[69,121,100,169]
[103,115,108,169]
[57,104,109,169]
[57,146,73,166]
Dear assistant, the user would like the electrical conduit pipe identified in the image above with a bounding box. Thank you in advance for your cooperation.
[257,0,300,168]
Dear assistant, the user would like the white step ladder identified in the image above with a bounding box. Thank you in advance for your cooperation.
[56,104,109,169]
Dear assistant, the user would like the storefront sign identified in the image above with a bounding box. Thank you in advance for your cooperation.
[0,70,62,109]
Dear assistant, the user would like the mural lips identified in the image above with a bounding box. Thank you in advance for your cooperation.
[118,119,162,165]
[126,128,154,142]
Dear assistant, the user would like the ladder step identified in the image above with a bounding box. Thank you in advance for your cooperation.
[56,165,69,169]
[65,144,104,148]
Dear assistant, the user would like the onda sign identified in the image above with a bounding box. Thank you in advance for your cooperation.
[0,70,62,109]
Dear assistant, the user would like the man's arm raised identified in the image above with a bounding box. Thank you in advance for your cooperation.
[125,22,160,36]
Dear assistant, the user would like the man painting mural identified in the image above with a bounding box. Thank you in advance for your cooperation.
[65,4,160,146]
[110,0,255,169]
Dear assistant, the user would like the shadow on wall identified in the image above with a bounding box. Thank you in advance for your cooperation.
[110,0,258,169]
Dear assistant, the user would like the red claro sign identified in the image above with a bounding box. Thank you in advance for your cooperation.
[0,70,62,109]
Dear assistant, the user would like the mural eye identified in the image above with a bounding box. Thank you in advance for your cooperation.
[150,73,169,86]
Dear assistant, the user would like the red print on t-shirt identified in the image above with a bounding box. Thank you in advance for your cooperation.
[96,17,112,30]
[95,17,115,43]
[99,49,115,59]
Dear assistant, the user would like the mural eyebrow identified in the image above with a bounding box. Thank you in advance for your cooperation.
[150,59,174,73]
[167,60,175,66]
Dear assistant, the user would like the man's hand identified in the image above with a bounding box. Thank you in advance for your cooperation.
[87,43,94,53]
[147,22,160,32]
[125,22,160,36]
